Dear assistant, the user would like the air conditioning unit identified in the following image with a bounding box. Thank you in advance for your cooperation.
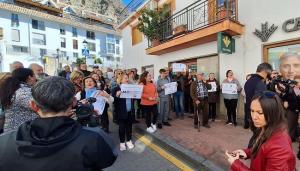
[0,28,3,40]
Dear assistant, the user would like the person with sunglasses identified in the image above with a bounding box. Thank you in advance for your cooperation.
[226,91,296,170]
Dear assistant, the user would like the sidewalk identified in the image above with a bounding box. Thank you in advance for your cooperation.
[135,113,300,170]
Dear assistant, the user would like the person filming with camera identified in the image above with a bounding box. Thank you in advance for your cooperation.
[0,76,117,171]
[75,76,114,133]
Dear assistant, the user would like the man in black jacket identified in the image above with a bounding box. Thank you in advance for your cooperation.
[244,63,272,147]
[58,65,71,80]
[0,76,117,171]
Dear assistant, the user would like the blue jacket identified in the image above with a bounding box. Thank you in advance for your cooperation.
[244,74,267,108]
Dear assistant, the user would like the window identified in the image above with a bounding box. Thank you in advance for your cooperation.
[73,52,78,58]
[61,37,66,48]
[32,19,45,31]
[72,27,77,37]
[11,29,20,42]
[116,38,120,45]
[32,33,46,45]
[107,34,115,54]
[60,26,65,35]
[73,39,78,49]
[12,45,28,53]
[61,51,67,57]
[87,42,96,52]
[11,13,19,27]
[116,46,120,55]
[131,25,142,45]
[40,49,47,57]
[86,31,95,40]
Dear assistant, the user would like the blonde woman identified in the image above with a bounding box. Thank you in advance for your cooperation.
[112,73,135,151]
[70,70,84,94]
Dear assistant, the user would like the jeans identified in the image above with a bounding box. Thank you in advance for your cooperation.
[158,98,169,123]
[174,91,184,117]
[224,99,238,123]
[119,112,133,143]
[142,104,158,128]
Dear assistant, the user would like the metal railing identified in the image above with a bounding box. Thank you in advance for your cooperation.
[149,0,238,47]
[118,0,149,24]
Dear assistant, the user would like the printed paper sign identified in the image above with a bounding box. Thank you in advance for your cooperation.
[222,83,237,94]
[93,96,106,115]
[172,63,186,72]
[208,82,217,92]
[164,82,177,95]
[120,84,143,99]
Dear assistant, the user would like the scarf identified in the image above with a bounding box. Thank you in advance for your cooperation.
[85,87,97,98]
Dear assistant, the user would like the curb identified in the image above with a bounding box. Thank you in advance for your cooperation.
[133,124,225,171]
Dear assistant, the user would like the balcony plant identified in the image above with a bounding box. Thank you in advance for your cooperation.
[217,0,233,20]
[137,5,170,46]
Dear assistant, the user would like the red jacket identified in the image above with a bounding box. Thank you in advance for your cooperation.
[140,83,158,106]
[231,130,295,171]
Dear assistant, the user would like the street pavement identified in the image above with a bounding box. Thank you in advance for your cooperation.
[104,121,180,171]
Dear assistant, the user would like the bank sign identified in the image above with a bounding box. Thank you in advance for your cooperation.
[217,32,235,54]
[254,17,300,42]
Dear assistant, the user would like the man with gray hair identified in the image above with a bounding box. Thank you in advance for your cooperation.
[29,63,48,80]
[10,61,24,71]
[0,76,117,171]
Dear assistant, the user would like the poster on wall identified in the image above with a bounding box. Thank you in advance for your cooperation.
[172,63,186,72]
[142,65,154,79]
[267,43,300,80]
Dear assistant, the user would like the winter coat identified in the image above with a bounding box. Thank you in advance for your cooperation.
[0,116,117,171]
[231,130,296,171]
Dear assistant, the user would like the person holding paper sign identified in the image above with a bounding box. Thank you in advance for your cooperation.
[222,70,242,126]
[173,72,185,119]
[76,77,114,133]
[139,71,158,133]
[112,73,135,151]
[157,68,171,129]
[207,73,219,122]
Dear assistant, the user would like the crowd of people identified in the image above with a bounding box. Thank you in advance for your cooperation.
[0,53,299,170]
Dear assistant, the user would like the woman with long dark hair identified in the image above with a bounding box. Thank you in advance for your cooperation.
[139,71,158,133]
[0,68,37,132]
[0,72,11,134]
[226,91,295,170]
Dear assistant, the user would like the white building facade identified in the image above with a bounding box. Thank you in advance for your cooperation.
[119,0,300,118]
[0,0,122,73]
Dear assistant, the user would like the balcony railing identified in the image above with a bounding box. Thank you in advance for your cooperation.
[150,0,238,47]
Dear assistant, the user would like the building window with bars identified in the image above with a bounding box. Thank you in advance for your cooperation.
[72,27,77,37]
[86,31,95,40]
[11,13,19,27]
[32,33,46,45]
[40,49,47,57]
[60,26,66,35]
[61,37,66,48]
[32,19,45,31]
[106,34,115,54]
[73,52,78,58]
[73,39,78,49]
[87,42,96,52]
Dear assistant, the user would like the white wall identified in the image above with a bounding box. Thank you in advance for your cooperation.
[0,8,121,72]
[121,0,300,84]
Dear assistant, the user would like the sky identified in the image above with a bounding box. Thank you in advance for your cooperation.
[122,0,131,6]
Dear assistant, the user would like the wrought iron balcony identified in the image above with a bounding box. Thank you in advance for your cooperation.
[146,0,243,55]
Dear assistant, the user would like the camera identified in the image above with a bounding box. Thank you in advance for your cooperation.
[268,76,298,96]
[75,97,99,127]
